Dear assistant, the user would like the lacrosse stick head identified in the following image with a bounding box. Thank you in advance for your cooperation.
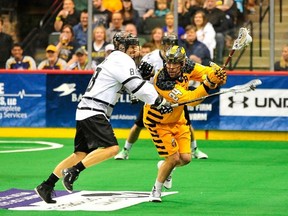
[232,27,252,50]
[232,79,262,93]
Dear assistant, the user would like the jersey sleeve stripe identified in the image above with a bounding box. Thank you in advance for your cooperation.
[122,76,142,85]
[131,81,146,94]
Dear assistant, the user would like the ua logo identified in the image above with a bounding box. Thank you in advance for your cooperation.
[228,96,249,108]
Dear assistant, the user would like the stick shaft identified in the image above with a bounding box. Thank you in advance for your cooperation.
[222,49,235,70]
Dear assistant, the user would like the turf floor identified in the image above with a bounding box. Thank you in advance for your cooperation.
[1,138,288,216]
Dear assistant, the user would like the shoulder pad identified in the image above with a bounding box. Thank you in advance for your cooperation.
[155,69,176,90]
[181,58,195,74]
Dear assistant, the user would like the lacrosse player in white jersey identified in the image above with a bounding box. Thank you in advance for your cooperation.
[35,31,173,204]
[114,33,208,161]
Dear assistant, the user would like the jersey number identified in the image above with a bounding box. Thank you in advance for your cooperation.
[168,88,182,101]
[86,67,102,92]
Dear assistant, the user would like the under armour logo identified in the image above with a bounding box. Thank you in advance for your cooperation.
[228,96,249,108]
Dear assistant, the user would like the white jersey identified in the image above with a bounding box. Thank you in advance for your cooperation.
[141,49,164,73]
[76,50,159,120]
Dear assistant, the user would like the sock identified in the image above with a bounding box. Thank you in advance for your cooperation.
[191,140,197,150]
[74,161,86,172]
[124,140,133,151]
[45,173,59,187]
[155,180,163,190]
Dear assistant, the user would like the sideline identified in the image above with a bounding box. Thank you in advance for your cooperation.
[0,128,287,141]
[0,140,63,153]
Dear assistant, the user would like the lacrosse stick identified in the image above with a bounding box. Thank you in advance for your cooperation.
[222,27,252,70]
[171,79,262,108]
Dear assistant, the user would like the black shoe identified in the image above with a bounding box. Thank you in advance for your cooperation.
[62,167,79,193]
[34,181,56,204]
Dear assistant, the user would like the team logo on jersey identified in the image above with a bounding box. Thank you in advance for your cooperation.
[0,189,177,211]
[53,83,76,96]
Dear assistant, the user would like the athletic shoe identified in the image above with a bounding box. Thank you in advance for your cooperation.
[192,148,208,159]
[34,181,56,204]
[62,167,79,193]
[157,160,175,189]
[149,186,162,202]
[114,148,129,160]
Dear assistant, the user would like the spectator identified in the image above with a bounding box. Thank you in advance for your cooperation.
[216,0,238,36]
[103,0,123,12]
[192,10,216,59]
[179,25,211,66]
[154,0,170,17]
[56,24,80,63]
[106,12,125,43]
[0,17,13,69]
[125,23,146,46]
[119,0,141,28]
[104,43,115,57]
[274,44,288,71]
[140,42,155,59]
[131,0,155,33]
[246,0,256,14]
[66,47,97,70]
[73,9,96,47]
[163,12,185,39]
[150,27,165,49]
[203,0,229,65]
[38,45,67,70]
[54,0,80,32]
[6,43,36,70]
[91,25,109,65]
[170,0,191,29]
[92,0,112,28]
[131,0,154,19]
[187,0,205,16]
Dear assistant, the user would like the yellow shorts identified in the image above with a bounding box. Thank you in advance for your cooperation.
[145,122,191,157]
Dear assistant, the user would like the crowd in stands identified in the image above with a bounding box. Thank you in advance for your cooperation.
[1,0,286,71]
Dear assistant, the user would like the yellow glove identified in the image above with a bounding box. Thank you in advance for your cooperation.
[207,62,227,86]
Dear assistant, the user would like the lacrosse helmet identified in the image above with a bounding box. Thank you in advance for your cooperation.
[162,33,178,46]
[113,31,139,52]
[165,45,186,64]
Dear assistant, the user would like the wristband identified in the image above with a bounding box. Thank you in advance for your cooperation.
[55,16,62,21]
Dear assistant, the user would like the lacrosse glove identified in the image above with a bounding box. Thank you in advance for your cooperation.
[152,96,173,114]
[204,62,227,89]
[138,61,154,80]
[130,93,139,104]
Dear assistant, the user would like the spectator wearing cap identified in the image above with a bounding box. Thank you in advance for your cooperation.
[6,43,36,70]
[66,47,97,70]
[38,45,67,70]
[105,44,115,57]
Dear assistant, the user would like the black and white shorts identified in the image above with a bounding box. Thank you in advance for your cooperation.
[74,115,118,153]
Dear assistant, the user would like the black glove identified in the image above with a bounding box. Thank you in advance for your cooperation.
[138,61,154,80]
[152,96,173,114]
[130,94,139,104]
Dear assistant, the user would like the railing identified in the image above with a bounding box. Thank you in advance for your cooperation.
[21,0,63,55]
[258,0,283,57]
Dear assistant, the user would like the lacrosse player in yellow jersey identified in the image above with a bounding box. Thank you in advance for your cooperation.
[143,45,227,202]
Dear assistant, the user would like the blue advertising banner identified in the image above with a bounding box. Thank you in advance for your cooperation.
[188,75,288,131]
[0,74,46,126]
[0,71,287,131]
[46,74,91,127]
